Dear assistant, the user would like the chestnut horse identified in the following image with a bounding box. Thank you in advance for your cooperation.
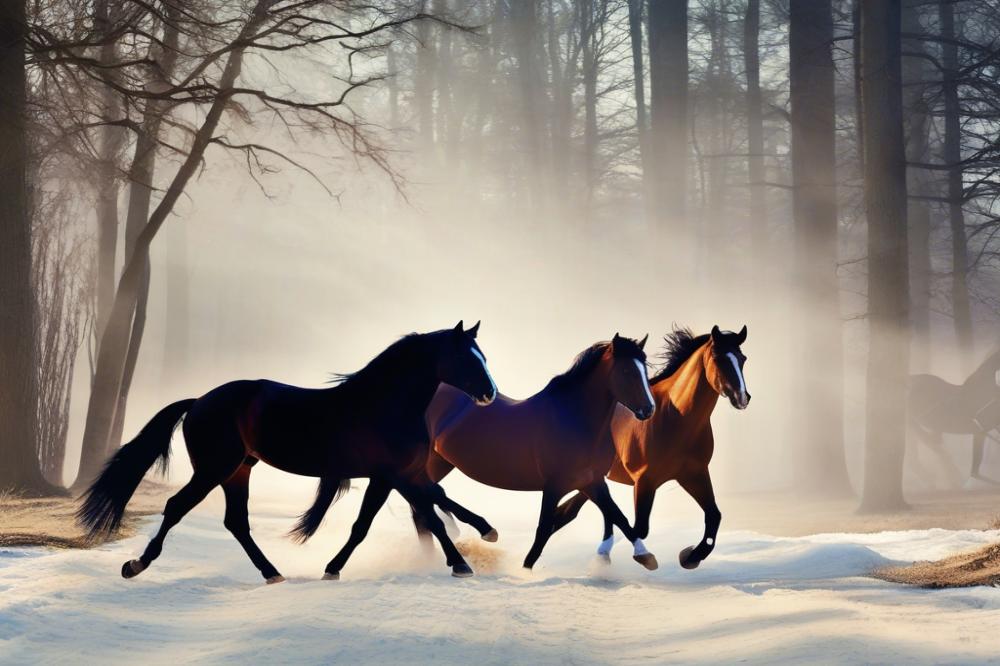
[78,322,498,582]
[551,326,749,570]
[420,334,658,569]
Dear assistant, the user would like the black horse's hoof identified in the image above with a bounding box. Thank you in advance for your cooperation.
[633,552,659,571]
[595,552,612,566]
[121,559,146,579]
[679,546,701,570]
[265,575,286,585]
[322,572,340,581]
[451,563,474,578]
[481,528,499,542]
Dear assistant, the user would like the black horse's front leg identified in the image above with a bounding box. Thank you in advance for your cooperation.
[677,470,721,570]
[323,478,391,580]
[396,482,474,577]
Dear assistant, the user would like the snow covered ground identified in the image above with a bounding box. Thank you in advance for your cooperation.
[3,477,1000,665]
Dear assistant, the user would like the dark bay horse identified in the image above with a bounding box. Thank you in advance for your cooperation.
[551,326,749,570]
[421,334,658,570]
[78,322,498,582]
[909,349,1000,484]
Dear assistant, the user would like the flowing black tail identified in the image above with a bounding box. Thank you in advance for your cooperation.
[288,476,351,543]
[76,399,196,540]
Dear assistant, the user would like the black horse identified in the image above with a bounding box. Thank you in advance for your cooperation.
[909,348,1000,485]
[78,321,498,582]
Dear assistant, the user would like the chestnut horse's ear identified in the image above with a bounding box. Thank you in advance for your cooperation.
[711,325,722,343]
[454,320,464,334]
[638,334,649,350]
[737,325,748,344]
[467,320,481,338]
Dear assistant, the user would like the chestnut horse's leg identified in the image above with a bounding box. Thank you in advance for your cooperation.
[322,478,392,580]
[222,462,283,583]
[523,488,561,569]
[395,481,474,577]
[676,469,721,570]
[582,481,657,570]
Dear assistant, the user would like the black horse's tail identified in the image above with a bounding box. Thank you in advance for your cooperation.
[288,476,352,543]
[76,398,196,540]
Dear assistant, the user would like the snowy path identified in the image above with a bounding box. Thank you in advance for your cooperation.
[3,482,1000,664]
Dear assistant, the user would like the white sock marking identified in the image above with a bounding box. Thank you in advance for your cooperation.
[706,537,714,546]
[597,536,614,556]
[633,538,649,556]
[726,352,747,403]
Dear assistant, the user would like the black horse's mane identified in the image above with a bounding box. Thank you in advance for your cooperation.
[330,331,434,388]
[544,342,611,392]
[649,327,710,385]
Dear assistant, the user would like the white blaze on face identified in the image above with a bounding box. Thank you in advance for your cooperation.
[726,352,747,403]
[634,358,654,407]
[471,347,497,400]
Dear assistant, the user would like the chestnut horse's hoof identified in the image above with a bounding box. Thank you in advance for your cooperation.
[679,546,701,570]
[322,572,340,581]
[121,559,146,579]
[265,575,286,585]
[481,528,499,542]
[451,563,474,578]
[633,552,659,571]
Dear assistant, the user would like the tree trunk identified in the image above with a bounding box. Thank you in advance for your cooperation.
[415,5,436,155]
[744,0,766,260]
[0,0,53,494]
[629,0,649,200]
[902,0,932,372]
[511,0,545,214]
[939,0,973,366]
[581,0,599,211]
[789,0,851,495]
[859,0,909,512]
[74,15,259,490]
[646,0,688,233]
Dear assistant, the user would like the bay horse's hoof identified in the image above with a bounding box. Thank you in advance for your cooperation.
[633,552,659,571]
[481,528,499,542]
[121,559,146,579]
[595,553,612,566]
[322,572,340,581]
[678,546,701,570]
[265,575,286,585]
[451,563,474,578]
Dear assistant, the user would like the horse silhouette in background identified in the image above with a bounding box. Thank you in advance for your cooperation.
[909,348,1000,486]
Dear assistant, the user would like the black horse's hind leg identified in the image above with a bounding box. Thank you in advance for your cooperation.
[122,473,219,579]
[523,488,560,570]
[395,482,474,577]
[222,462,283,583]
[582,481,657,570]
[323,478,392,580]
[676,470,721,571]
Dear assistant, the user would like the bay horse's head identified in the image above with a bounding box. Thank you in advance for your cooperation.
[437,320,497,406]
[610,333,655,421]
[705,325,750,410]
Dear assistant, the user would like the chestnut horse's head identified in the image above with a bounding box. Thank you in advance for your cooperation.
[610,333,655,421]
[705,325,750,410]
[437,320,497,405]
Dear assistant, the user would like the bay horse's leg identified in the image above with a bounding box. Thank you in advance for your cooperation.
[412,452,455,548]
[428,484,498,541]
[582,481,657,570]
[550,492,589,534]
[395,482,474,577]
[121,473,219,579]
[323,478,392,580]
[221,462,283,583]
[632,478,657,540]
[676,469,721,570]
[523,489,560,570]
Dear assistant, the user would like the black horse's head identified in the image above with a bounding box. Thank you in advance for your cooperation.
[610,333,655,421]
[706,325,750,410]
[437,320,497,406]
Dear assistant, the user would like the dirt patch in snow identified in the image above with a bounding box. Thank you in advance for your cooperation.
[0,481,170,549]
[876,542,1000,588]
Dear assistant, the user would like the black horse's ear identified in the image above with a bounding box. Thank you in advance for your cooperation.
[468,320,481,338]
[454,320,464,334]
[638,334,649,350]
[737,325,748,344]
[711,325,722,343]
[612,332,622,348]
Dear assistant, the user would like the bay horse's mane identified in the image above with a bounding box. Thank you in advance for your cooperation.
[649,327,710,385]
[544,342,611,392]
[330,330,433,389]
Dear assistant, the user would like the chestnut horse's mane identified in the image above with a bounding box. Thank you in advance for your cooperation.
[649,327,710,385]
